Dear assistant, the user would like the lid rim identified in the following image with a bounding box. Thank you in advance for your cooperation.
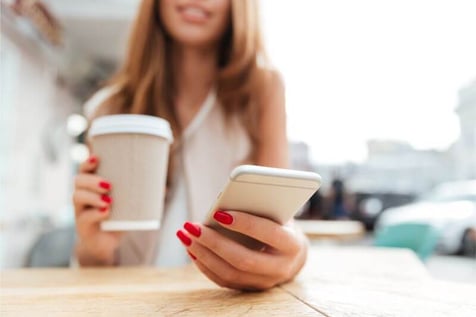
[89,114,173,143]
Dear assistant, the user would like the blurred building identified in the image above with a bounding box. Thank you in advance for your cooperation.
[343,79,476,195]
[0,0,133,268]
[288,141,346,193]
[40,0,136,100]
[452,79,476,179]
[289,141,313,171]
[348,140,453,195]
[1,1,78,267]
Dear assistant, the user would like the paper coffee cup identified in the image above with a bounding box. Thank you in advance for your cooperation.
[89,114,173,231]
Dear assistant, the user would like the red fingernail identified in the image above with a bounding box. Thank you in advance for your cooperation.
[213,211,233,225]
[99,181,111,190]
[88,156,97,164]
[101,195,112,204]
[187,251,197,260]
[99,207,108,212]
[176,230,192,246]
[184,222,201,237]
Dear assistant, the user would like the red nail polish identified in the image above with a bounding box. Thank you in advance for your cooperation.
[99,181,111,190]
[101,195,112,204]
[187,251,197,260]
[88,156,97,164]
[213,211,233,225]
[184,222,201,237]
[176,230,192,246]
[99,207,108,212]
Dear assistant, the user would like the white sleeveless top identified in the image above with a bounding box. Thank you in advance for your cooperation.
[154,91,216,267]
[84,88,252,266]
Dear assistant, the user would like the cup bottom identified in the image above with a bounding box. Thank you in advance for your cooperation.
[100,220,160,231]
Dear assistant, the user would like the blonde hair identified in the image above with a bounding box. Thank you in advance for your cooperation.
[93,0,270,178]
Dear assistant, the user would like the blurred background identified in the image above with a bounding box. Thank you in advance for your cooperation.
[1,0,475,282]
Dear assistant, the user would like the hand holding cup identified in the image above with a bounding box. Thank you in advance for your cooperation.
[73,114,173,266]
[73,155,123,266]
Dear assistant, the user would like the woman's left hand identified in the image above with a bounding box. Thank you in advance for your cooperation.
[176,210,308,291]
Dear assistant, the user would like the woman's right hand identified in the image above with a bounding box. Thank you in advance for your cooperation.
[73,155,123,266]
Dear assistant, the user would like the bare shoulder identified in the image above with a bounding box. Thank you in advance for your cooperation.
[254,67,288,167]
[258,68,285,111]
[261,68,285,96]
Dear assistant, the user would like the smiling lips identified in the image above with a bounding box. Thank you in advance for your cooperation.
[178,5,210,23]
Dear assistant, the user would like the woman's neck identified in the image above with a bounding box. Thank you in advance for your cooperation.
[171,44,218,129]
[172,44,217,106]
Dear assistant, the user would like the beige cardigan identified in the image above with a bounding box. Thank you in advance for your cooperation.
[84,89,251,265]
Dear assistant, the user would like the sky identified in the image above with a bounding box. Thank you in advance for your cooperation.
[260,0,476,164]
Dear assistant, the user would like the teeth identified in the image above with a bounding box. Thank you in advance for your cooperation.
[183,7,207,19]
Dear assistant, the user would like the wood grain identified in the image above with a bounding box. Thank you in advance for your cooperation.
[1,247,475,316]
[1,287,321,317]
[283,247,476,317]
[287,279,476,317]
[0,266,321,316]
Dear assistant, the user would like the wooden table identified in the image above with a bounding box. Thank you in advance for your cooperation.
[295,220,366,240]
[1,247,475,316]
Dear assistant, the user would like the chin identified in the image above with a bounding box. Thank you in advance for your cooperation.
[172,31,221,49]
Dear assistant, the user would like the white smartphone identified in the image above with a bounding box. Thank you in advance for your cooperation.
[204,165,322,250]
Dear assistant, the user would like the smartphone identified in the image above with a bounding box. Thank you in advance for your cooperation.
[204,165,322,250]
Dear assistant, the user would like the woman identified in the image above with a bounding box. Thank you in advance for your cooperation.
[73,0,308,290]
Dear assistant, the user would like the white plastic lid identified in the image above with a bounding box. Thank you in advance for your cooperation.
[89,114,173,143]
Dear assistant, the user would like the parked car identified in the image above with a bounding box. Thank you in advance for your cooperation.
[376,180,476,256]
[463,224,476,257]
[354,192,416,231]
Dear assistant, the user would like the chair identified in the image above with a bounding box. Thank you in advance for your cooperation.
[374,223,440,261]
[25,226,76,267]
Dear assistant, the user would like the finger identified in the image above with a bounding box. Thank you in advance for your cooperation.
[177,230,275,290]
[79,155,99,174]
[194,260,268,291]
[76,207,111,235]
[212,211,301,254]
[73,189,112,213]
[191,257,241,289]
[76,208,123,238]
[184,222,286,277]
[74,173,112,194]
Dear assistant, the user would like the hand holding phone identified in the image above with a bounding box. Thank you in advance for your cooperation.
[204,165,321,250]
